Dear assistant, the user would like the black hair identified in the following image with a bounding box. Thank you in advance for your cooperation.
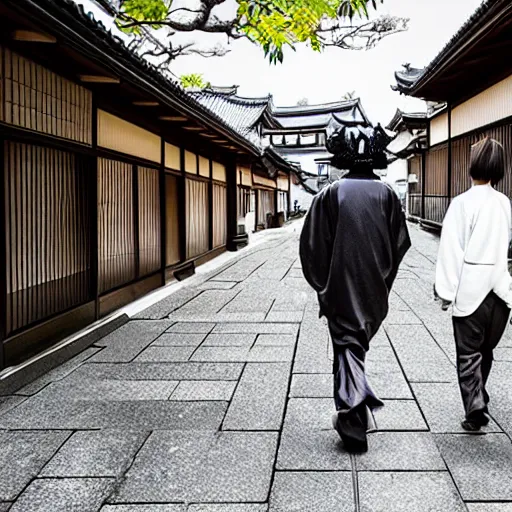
[470,138,505,185]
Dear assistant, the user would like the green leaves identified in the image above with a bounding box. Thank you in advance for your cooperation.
[113,0,386,64]
[237,0,383,64]
[116,0,169,34]
[180,73,208,89]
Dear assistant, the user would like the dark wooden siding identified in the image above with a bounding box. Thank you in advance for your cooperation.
[4,142,92,335]
[98,158,136,293]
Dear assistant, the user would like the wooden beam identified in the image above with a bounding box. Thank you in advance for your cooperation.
[159,116,187,121]
[12,30,57,43]
[199,133,217,138]
[183,126,204,131]
[133,101,159,106]
[79,75,120,84]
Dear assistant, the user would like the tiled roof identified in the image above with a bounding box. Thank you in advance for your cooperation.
[189,90,272,147]
[386,109,427,131]
[392,0,503,96]
[272,99,371,128]
[12,0,263,155]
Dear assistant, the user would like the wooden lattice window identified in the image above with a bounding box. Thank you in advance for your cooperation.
[1,47,93,144]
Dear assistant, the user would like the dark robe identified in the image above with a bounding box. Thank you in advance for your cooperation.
[300,175,411,345]
[299,175,411,450]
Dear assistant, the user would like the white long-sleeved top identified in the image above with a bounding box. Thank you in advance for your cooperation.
[435,183,512,317]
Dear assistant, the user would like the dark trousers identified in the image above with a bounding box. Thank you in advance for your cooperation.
[328,318,383,446]
[453,292,510,419]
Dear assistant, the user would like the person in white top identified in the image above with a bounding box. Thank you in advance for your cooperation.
[435,137,512,432]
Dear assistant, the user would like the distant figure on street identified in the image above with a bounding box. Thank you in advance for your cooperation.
[435,138,512,432]
[300,125,411,453]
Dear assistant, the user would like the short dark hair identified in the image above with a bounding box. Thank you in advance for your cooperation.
[470,138,505,185]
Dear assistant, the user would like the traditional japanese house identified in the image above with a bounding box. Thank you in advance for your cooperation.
[392,0,512,229]
[191,86,296,230]
[386,110,428,218]
[0,0,287,370]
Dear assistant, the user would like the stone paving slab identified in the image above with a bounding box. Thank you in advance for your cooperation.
[191,346,294,363]
[114,431,278,503]
[412,383,502,433]
[265,311,304,323]
[134,288,202,320]
[435,434,512,501]
[37,379,179,401]
[134,346,197,362]
[171,381,237,401]
[71,362,244,381]
[224,363,291,430]
[467,505,512,512]
[91,321,174,363]
[102,506,186,512]
[0,430,71,501]
[167,323,216,334]
[41,430,149,477]
[385,325,457,382]
[277,398,351,470]
[10,477,115,512]
[151,333,208,347]
[373,399,428,431]
[202,334,258,347]
[289,374,332,398]
[211,323,299,335]
[0,395,27,416]
[254,334,296,347]
[269,472,354,512]
[16,347,103,395]
[358,472,467,512]
[356,432,446,470]
[200,281,238,290]
[188,505,267,512]
[0,398,227,430]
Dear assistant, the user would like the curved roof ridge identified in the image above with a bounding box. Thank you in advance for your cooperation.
[272,99,359,115]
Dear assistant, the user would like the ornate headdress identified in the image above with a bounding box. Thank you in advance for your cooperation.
[326,123,393,171]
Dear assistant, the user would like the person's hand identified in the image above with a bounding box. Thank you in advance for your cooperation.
[441,300,451,311]
[434,285,451,310]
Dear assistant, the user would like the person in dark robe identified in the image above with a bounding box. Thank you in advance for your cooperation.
[299,124,411,453]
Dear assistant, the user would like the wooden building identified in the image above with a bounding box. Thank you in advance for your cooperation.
[0,0,292,369]
[386,110,428,219]
[393,0,512,229]
[191,87,295,230]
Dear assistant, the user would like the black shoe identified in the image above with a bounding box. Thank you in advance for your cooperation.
[461,412,489,432]
[332,411,369,453]
[461,419,482,432]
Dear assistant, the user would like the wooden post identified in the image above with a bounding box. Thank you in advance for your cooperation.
[421,152,426,221]
[0,137,6,370]
[254,188,259,233]
[208,159,213,251]
[225,156,238,251]
[133,164,140,278]
[160,138,166,285]
[447,102,453,204]
[273,188,279,228]
[178,147,186,262]
[90,96,99,320]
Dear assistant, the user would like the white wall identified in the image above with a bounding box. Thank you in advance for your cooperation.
[291,183,315,210]
[382,159,408,186]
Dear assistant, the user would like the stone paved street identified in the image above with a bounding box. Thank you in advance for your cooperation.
[3,223,512,511]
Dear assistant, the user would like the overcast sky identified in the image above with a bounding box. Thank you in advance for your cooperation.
[83,0,483,125]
